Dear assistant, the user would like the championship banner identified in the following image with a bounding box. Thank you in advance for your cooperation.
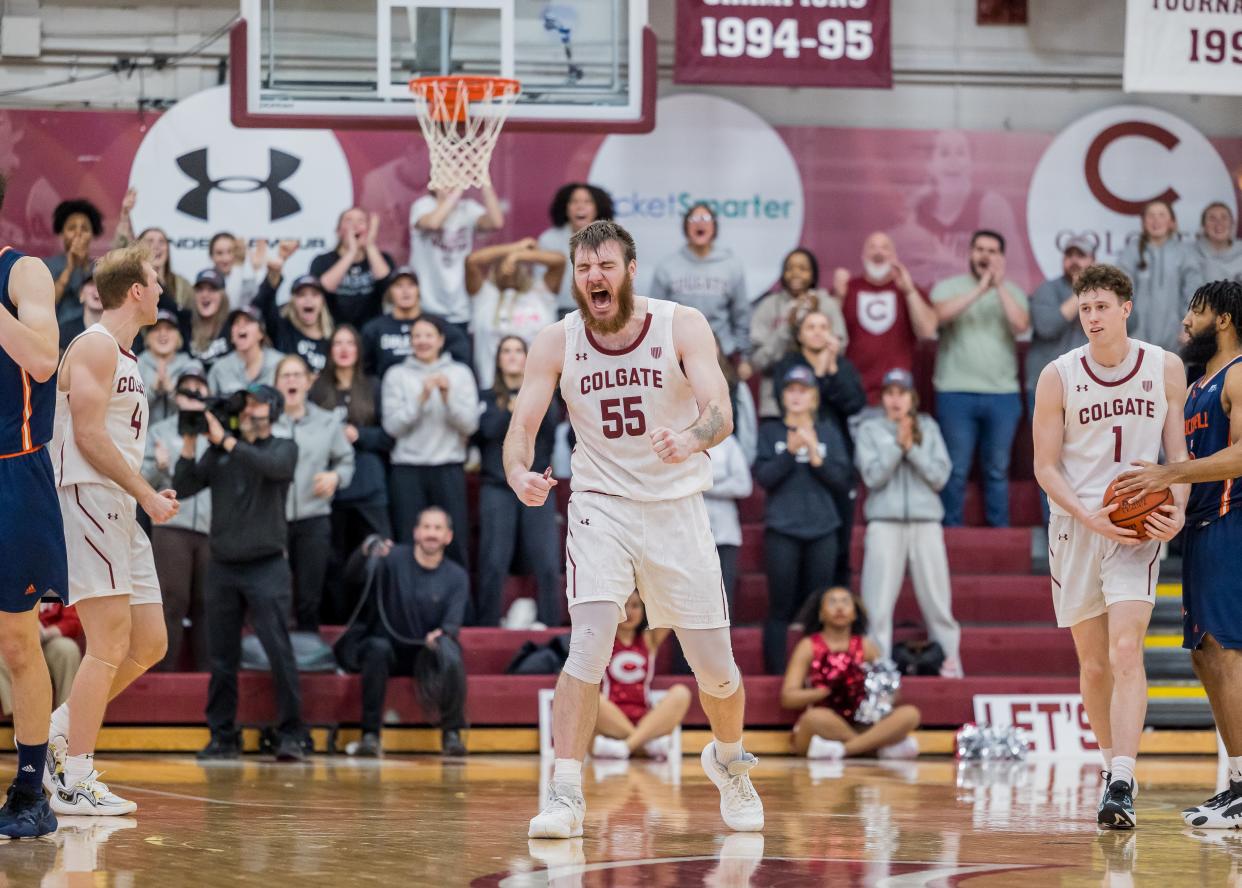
[674,0,892,89]
[1124,0,1242,96]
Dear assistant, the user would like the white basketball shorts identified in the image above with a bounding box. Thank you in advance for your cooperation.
[1047,514,1159,628]
[58,483,161,606]
[564,490,728,630]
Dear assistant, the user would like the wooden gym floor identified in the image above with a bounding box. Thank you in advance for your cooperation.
[1,753,1239,886]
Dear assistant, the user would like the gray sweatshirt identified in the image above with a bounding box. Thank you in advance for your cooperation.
[1026,275,1088,394]
[1196,238,1242,285]
[272,401,356,522]
[1116,236,1204,353]
[207,347,284,395]
[650,246,751,357]
[142,414,212,535]
[137,351,200,425]
[703,434,753,548]
[855,413,951,523]
[382,353,481,465]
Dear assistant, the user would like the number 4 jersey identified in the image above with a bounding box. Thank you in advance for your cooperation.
[52,324,149,491]
[1049,339,1166,518]
[560,298,712,502]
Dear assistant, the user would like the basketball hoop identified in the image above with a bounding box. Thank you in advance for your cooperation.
[409,75,521,191]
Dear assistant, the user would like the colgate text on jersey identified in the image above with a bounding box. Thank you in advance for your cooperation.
[580,367,664,395]
[117,376,145,395]
[1077,397,1156,426]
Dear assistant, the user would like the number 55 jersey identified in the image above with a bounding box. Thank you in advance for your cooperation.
[560,297,711,502]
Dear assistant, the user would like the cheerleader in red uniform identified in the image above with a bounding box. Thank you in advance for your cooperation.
[781,586,921,760]
[591,592,692,761]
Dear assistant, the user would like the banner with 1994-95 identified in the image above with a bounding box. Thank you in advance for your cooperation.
[1124,0,1242,96]
[674,0,892,89]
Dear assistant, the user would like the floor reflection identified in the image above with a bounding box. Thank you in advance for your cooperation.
[0,755,1231,887]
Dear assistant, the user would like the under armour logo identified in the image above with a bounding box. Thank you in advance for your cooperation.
[175,148,302,221]
[580,517,590,525]
[1076,385,1089,392]
[107,513,119,521]
[575,353,588,361]
[1058,533,1069,541]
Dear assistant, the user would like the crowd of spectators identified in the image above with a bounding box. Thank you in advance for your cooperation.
[37,182,1240,756]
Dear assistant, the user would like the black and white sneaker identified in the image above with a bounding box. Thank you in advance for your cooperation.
[50,771,136,817]
[1098,778,1136,830]
[1183,780,1242,829]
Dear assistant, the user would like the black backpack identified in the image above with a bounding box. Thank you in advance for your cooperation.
[892,639,945,676]
[505,635,572,675]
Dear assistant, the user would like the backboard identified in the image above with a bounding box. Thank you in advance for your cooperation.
[229,0,654,133]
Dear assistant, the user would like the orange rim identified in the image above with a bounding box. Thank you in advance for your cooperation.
[409,75,521,122]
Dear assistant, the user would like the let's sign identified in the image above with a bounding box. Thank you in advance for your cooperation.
[974,695,1101,759]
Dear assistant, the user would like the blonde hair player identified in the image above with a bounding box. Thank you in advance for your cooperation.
[506,220,762,838]
[48,244,180,816]
[1032,263,1188,830]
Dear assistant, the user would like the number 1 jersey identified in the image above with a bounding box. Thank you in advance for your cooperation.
[560,298,712,502]
[52,324,149,491]
[1050,339,1166,518]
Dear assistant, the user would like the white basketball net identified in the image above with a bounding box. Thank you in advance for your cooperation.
[410,77,520,191]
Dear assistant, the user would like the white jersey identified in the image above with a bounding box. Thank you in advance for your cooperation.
[52,324,149,491]
[560,298,712,502]
[1051,338,1166,517]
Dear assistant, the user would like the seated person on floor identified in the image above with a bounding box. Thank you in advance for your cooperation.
[780,586,921,761]
[591,591,691,762]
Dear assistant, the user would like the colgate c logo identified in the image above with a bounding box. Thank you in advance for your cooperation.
[1083,122,1180,215]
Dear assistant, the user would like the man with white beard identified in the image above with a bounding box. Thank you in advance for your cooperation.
[831,232,938,404]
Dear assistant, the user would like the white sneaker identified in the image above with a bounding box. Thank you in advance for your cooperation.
[877,736,920,760]
[43,732,67,796]
[939,657,965,679]
[642,735,671,761]
[528,781,585,839]
[700,742,764,832]
[50,771,138,816]
[591,735,630,760]
[807,736,846,760]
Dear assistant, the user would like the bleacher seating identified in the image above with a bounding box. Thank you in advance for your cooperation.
[97,476,1065,733]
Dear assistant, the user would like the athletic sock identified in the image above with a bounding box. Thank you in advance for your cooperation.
[50,704,69,740]
[1100,746,1113,772]
[13,742,46,793]
[1229,755,1242,784]
[714,738,744,766]
[1111,755,1136,791]
[552,758,582,789]
[63,754,94,788]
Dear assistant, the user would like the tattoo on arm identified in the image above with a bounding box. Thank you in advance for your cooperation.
[687,402,727,449]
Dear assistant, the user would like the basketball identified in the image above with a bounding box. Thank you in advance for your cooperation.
[1102,479,1172,539]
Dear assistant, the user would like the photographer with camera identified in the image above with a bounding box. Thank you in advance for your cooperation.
[142,364,213,671]
[172,383,306,761]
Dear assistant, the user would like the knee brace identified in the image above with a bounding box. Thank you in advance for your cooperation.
[696,661,741,700]
[562,602,621,685]
[678,627,742,699]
